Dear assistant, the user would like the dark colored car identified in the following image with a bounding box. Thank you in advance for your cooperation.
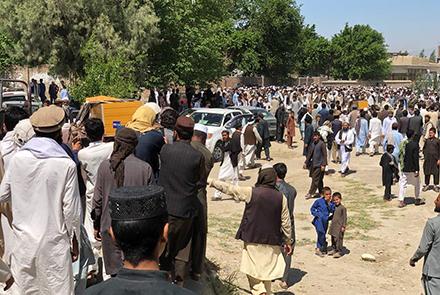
[228,106,277,139]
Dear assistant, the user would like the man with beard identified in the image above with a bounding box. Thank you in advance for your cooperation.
[208,165,293,295]
[93,127,153,276]
[422,127,440,192]
[398,130,423,208]
[304,132,327,199]
[0,105,81,293]
[275,103,287,143]
[256,113,272,161]
[335,122,355,176]
[410,194,440,295]
[158,117,203,284]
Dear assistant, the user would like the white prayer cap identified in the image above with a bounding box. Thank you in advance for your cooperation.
[13,119,35,147]
[194,123,208,134]
[144,102,161,115]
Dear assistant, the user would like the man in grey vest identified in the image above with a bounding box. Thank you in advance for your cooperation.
[410,194,440,294]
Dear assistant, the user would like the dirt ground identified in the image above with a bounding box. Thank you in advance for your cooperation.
[205,139,435,295]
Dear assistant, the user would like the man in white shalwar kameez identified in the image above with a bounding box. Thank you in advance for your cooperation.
[208,165,292,295]
[368,111,382,156]
[0,105,81,294]
[78,118,113,275]
[240,121,262,172]
[335,122,355,176]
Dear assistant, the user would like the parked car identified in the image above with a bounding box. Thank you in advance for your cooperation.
[228,106,277,138]
[180,108,199,117]
[2,91,41,113]
[190,108,243,162]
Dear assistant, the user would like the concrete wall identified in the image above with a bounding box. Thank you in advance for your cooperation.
[9,65,67,85]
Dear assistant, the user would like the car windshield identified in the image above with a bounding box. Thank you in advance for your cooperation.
[191,112,224,127]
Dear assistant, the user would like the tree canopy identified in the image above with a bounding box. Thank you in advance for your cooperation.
[0,0,394,95]
[0,30,17,77]
[331,24,390,80]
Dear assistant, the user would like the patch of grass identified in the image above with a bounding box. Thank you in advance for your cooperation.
[335,178,389,240]
[206,260,240,295]
[209,216,241,238]
[296,238,315,247]
[344,230,375,241]
[208,272,240,295]
[348,211,379,231]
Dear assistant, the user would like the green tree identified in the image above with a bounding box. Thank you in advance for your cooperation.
[148,0,233,87]
[0,30,17,76]
[248,0,303,81]
[419,49,426,58]
[70,22,136,102]
[0,0,158,82]
[429,50,436,62]
[299,25,332,76]
[331,24,390,80]
[226,29,262,76]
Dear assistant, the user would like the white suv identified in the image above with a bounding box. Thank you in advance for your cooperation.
[190,108,243,162]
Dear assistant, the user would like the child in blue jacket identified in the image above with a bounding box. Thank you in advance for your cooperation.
[310,186,335,257]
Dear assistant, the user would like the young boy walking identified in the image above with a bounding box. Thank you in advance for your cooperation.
[328,192,347,258]
[310,187,335,257]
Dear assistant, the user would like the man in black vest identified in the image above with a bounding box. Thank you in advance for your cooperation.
[208,165,293,295]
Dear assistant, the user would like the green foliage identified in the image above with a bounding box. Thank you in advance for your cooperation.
[299,25,332,76]
[429,50,436,63]
[248,0,303,81]
[0,0,158,81]
[226,29,262,75]
[0,30,17,76]
[331,24,390,80]
[1,0,396,86]
[419,49,425,58]
[148,0,233,87]
[69,17,136,102]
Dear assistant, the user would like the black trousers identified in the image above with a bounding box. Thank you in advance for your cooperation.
[160,216,194,274]
[191,189,208,275]
[384,183,392,199]
[308,167,324,195]
[276,124,285,141]
[425,174,439,185]
[256,140,270,159]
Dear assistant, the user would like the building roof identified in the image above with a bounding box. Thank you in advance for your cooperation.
[391,55,440,69]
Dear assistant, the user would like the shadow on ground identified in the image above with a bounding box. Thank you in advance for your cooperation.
[285,267,307,287]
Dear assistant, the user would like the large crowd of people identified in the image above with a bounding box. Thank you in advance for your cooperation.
[0,82,438,294]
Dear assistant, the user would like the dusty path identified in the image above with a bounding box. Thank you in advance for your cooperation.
[206,140,436,294]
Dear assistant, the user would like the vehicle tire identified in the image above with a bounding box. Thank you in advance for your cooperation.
[213,141,224,162]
